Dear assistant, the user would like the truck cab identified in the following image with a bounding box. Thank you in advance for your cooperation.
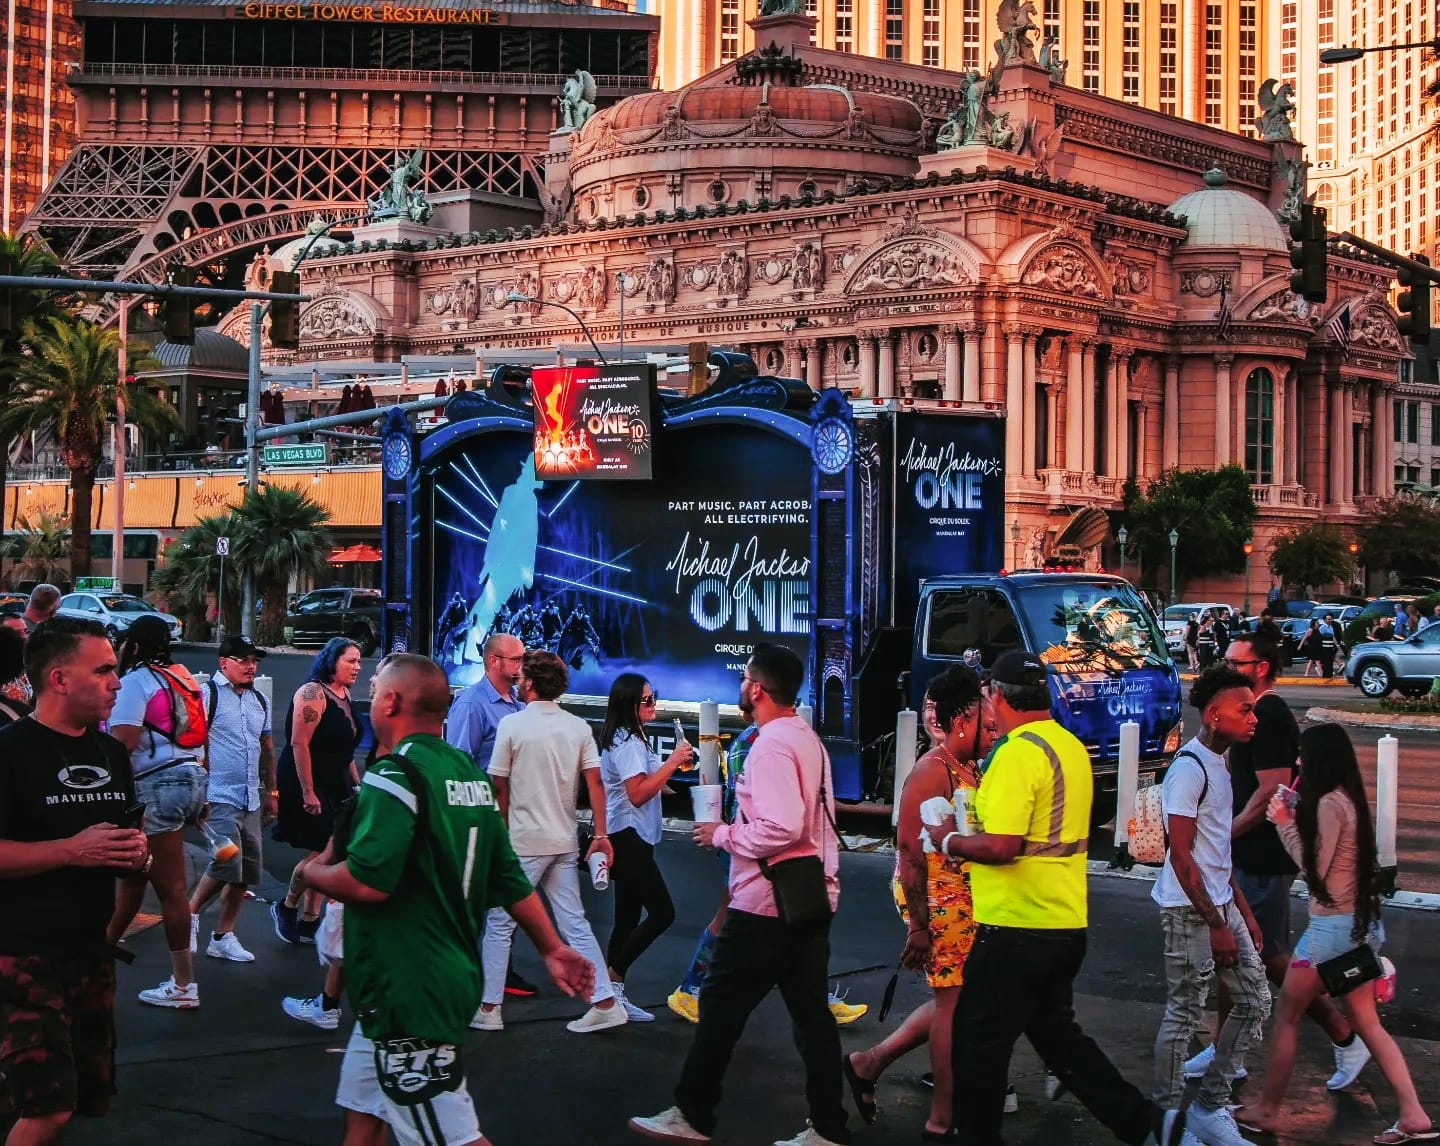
[910,572,1183,823]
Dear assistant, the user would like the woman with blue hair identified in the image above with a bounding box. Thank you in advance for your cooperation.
[271,637,363,944]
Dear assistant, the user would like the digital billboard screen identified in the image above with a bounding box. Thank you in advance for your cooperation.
[531,363,656,481]
[427,421,813,705]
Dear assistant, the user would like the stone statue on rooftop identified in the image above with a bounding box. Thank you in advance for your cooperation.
[560,70,597,131]
[994,0,1039,67]
[1039,34,1068,83]
[759,0,805,13]
[1255,79,1297,141]
[1276,153,1306,224]
[369,149,432,224]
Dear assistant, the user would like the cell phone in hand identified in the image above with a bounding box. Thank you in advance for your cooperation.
[121,803,147,829]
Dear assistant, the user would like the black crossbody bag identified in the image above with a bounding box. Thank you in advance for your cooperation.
[1315,942,1383,997]
[751,746,847,926]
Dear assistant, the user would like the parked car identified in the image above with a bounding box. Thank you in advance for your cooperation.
[1344,626,1440,698]
[56,592,182,642]
[1161,602,1234,658]
[285,587,382,655]
[1237,615,1305,664]
[1313,602,1363,626]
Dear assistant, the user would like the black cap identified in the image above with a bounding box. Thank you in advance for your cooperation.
[124,614,173,646]
[988,649,1046,688]
[218,635,268,660]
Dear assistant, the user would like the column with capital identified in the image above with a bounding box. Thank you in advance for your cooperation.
[1341,382,1354,504]
[857,334,877,398]
[1080,340,1097,474]
[942,327,962,401]
[1021,330,1038,477]
[963,325,982,403]
[1214,353,1234,468]
[804,339,822,392]
[1005,329,1024,480]
[1046,385,1060,468]
[1102,351,1119,476]
[1271,367,1287,487]
[1163,356,1181,470]
[1114,348,1131,479]
[1285,369,1301,485]
[1371,383,1389,496]
[783,342,801,381]
[1065,337,1084,472]
[1133,402,1147,478]
[878,334,896,399]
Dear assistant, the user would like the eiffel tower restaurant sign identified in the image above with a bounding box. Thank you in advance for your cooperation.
[235,2,506,22]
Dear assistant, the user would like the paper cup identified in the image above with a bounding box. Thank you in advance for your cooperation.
[690,784,723,823]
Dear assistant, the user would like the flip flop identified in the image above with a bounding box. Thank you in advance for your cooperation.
[921,1129,960,1143]
[1375,1126,1440,1144]
[841,1053,878,1125]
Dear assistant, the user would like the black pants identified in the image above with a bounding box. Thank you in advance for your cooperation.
[674,909,848,1143]
[950,924,1158,1146]
[605,828,675,977]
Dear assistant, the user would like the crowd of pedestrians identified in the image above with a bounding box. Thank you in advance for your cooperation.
[0,611,1432,1146]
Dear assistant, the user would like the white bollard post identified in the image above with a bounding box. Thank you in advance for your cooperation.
[1114,720,1141,847]
[254,674,274,711]
[892,708,918,827]
[698,700,721,785]
[1376,734,1399,870]
[798,703,814,728]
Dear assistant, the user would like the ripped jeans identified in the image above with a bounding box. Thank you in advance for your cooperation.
[1153,901,1271,1112]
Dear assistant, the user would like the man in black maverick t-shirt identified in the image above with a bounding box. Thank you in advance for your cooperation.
[0,617,149,1143]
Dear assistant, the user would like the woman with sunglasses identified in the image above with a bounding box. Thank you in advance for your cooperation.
[598,672,694,1022]
[1237,724,1433,1145]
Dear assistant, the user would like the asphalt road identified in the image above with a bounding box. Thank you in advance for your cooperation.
[58,837,1440,1146]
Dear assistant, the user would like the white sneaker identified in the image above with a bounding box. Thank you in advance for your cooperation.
[614,983,655,1023]
[206,932,255,962]
[628,1106,711,1142]
[138,978,199,1009]
[566,1002,629,1033]
[1182,1043,1247,1081]
[1185,1104,1254,1146]
[282,994,340,1030]
[1004,1084,1018,1114]
[1326,1037,1372,1090]
[773,1123,844,1146]
[469,1006,503,1031]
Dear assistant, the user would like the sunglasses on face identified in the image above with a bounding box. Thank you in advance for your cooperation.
[640,693,658,705]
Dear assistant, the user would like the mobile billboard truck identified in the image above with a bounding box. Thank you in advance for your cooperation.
[376,356,1181,819]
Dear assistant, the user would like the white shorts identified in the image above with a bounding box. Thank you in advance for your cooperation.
[317,900,344,967]
[335,1027,482,1146]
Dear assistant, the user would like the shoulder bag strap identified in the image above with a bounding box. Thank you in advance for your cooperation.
[387,754,481,955]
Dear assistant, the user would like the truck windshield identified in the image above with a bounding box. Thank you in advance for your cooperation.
[1014,581,1171,672]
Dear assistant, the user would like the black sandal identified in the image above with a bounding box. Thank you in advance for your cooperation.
[842,1053,879,1125]
[921,1129,960,1142]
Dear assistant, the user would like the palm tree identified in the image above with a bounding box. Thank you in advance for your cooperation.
[0,232,65,525]
[2,512,70,588]
[232,484,334,645]
[0,316,177,579]
[150,513,242,640]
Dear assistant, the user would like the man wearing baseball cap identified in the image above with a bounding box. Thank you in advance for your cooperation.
[927,650,1187,1146]
[187,635,274,964]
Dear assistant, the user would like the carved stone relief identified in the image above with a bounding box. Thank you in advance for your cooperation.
[1020,244,1105,299]
[850,241,970,293]
[1248,288,1319,326]
[1351,307,1404,351]
[792,242,825,291]
[299,297,375,340]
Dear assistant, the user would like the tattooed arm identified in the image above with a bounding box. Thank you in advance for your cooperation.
[291,683,327,815]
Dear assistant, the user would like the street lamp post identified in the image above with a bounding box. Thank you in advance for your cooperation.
[507,292,608,364]
[1168,528,1179,606]
[1320,37,1438,63]
[1117,525,1128,580]
[1349,540,1361,595]
[1010,519,1022,569]
[1242,541,1254,617]
[113,297,130,591]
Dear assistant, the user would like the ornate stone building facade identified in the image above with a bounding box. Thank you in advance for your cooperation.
[276,11,1406,602]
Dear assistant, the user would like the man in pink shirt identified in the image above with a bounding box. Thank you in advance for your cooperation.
[629,644,848,1146]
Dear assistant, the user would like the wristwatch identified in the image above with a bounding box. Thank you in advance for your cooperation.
[139,854,154,874]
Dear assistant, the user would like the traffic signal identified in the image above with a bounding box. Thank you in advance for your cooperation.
[1396,255,1433,349]
[0,251,16,337]
[163,265,195,343]
[1288,202,1328,304]
[270,270,300,350]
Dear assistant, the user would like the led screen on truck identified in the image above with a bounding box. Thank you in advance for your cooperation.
[426,422,814,704]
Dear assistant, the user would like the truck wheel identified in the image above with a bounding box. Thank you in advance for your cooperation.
[349,625,377,657]
[1356,661,1393,698]
[1089,790,1118,832]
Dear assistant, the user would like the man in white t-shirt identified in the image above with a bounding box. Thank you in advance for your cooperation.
[476,650,624,1034]
[1152,666,1270,1146]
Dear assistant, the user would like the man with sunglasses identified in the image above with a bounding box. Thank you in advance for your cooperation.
[1184,634,1365,1093]
[186,635,274,964]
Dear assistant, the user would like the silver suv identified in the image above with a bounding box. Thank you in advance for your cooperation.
[1344,626,1440,698]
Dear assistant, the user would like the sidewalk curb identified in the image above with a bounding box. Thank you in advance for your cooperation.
[1084,860,1440,912]
[1179,673,1349,687]
[1305,705,1440,733]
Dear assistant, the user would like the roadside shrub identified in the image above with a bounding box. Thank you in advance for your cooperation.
[1378,693,1440,713]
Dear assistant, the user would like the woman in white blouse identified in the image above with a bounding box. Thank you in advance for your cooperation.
[599,672,694,1023]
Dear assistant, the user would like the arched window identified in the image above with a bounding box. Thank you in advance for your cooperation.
[1245,367,1274,484]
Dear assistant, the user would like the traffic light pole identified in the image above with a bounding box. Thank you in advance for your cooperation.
[1337,232,1440,287]
[241,302,263,638]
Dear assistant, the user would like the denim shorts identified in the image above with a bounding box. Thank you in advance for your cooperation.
[1293,912,1385,966]
[203,803,263,885]
[134,762,207,835]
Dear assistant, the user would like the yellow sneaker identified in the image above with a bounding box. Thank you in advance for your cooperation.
[667,989,699,1023]
[828,990,867,1025]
